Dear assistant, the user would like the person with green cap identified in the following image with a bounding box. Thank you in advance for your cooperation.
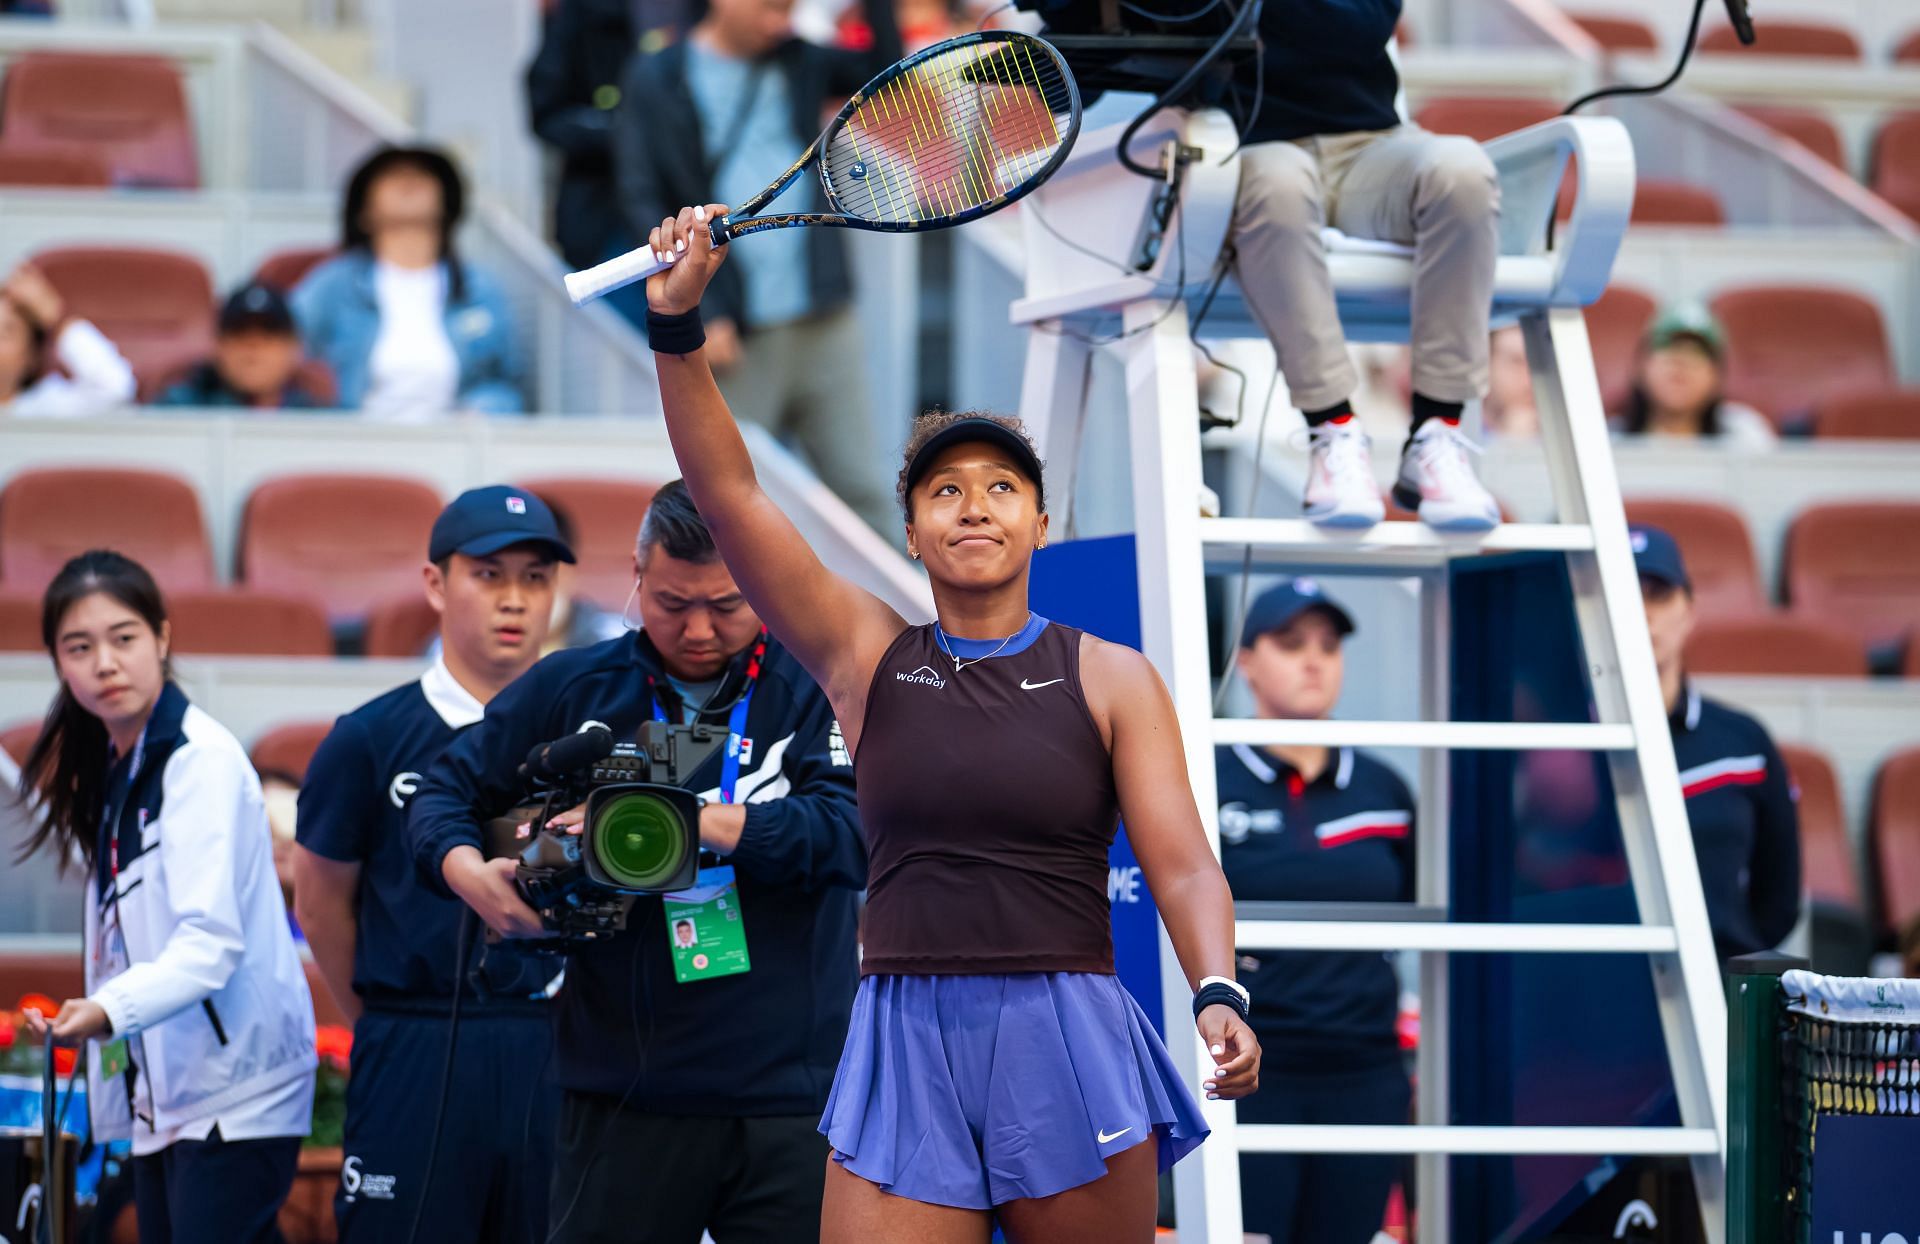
[1614,301,1776,449]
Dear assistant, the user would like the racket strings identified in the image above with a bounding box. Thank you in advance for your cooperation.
[823,38,1074,225]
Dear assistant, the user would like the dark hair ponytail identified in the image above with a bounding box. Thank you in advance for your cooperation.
[16,551,169,870]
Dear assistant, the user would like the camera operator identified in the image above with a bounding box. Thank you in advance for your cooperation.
[408,479,864,1244]
[1230,0,1503,533]
[292,485,574,1243]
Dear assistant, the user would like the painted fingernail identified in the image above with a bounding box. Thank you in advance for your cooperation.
[1210,1044,1225,1056]
[1203,1081,1216,1090]
[1215,1068,1226,1077]
[1206,1092,1219,1101]
[694,205,707,221]
[676,238,687,253]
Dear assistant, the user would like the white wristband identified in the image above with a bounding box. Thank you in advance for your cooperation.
[1197,975,1250,1009]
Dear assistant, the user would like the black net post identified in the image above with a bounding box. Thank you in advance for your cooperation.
[1726,951,1805,1244]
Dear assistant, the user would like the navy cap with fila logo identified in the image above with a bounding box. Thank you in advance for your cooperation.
[1628,524,1691,593]
[428,485,576,565]
[1240,577,1356,647]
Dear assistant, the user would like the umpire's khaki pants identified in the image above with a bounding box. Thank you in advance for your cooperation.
[716,307,898,539]
[1230,125,1501,412]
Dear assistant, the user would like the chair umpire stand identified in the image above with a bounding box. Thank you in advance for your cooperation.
[1012,109,1728,1243]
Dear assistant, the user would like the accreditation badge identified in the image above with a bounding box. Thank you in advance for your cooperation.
[662,865,750,984]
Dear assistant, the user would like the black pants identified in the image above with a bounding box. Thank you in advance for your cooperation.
[548,1093,829,1244]
[132,1126,300,1244]
[336,1008,556,1244]
[1237,1061,1412,1244]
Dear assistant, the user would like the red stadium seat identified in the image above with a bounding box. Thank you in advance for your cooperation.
[253,245,337,294]
[0,719,41,768]
[250,721,333,785]
[32,246,216,401]
[0,466,215,596]
[1630,180,1725,226]
[1784,502,1920,651]
[1814,389,1920,441]
[1414,97,1562,144]
[1621,498,1764,619]
[362,592,439,659]
[1699,21,1861,59]
[0,51,198,187]
[0,595,37,652]
[1733,106,1848,172]
[166,590,335,657]
[240,474,443,623]
[1709,286,1894,426]
[1568,14,1658,52]
[1684,613,1868,677]
[516,477,662,609]
[0,144,111,188]
[1896,30,1920,64]
[1779,744,1858,911]
[1871,112,1920,223]
[1870,747,1920,941]
[1586,285,1657,414]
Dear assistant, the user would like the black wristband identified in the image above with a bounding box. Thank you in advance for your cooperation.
[1193,981,1249,1021]
[647,306,706,355]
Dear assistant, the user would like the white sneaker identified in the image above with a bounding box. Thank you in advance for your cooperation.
[1303,420,1384,529]
[1394,420,1500,532]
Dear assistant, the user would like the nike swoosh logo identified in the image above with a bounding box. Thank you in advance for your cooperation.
[1020,678,1066,691]
[1097,1127,1133,1144]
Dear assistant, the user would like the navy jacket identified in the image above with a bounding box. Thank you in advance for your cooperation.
[1670,686,1801,960]
[407,631,864,1115]
[1240,0,1403,144]
[1215,743,1413,1070]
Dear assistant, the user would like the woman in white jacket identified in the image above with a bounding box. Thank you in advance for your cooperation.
[21,550,316,1244]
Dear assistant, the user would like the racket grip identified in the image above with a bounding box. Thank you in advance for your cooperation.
[563,246,676,306]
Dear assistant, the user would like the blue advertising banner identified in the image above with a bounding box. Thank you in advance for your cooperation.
[1810,1114,1920,1242]
[1029,535,1166,1034]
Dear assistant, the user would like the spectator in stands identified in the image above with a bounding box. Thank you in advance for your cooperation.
[1481,327,1539,440]
[18,550,315,1241]
[156,282,329,410]
[0,261,136,417]
[1219,578,1414,1244]
[293,146,524,418]
[536,493,626,653]
[612,0,901,536]
[1225,0,1503,532]
[1615,303,1776,450]
[1633,525,1802,960]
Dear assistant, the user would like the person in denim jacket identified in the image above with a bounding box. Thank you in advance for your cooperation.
[293,146,525,417]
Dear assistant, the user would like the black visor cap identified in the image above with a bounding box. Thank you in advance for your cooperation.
[903,418,1045,511]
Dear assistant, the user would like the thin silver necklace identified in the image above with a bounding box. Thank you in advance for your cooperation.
[935,613,1032,673]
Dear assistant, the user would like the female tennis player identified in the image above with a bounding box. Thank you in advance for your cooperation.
[20,551,316,1243]
[642,204,1260,1243]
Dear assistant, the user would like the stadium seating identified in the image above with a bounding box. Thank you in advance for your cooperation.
[1814,390,1920,440]
[1870,112,1920,223]
[0,145,110,188]
[0,51,198,188]
[0,595,35,651]
[517,477,661,608]
[0,466,215,596]
[1783,502,1920,653]
[31,245,216,400]
[1621,498,1763,618]
[0,720,39,767]
[1413,97,1563,144]
[1896,30,1920,64]
[1709,285,1895,426]
[240,474,444,623]
[1585,284,1657,413]
[1698,21,1862,59]
[1779,743,1858,911]
[1566,14,1659,53]
[249,720,333,784]
[1870,746,1920,943]
[1685,614,1868,677]
[1733,106,1849,173]
[253,245,337,294]
[1629,181,1725,227]
[167,590,335,657]
[362,592,438,658]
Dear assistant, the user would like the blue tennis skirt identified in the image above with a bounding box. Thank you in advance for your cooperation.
[819,972,1210,1210]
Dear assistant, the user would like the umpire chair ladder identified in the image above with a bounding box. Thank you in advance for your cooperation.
[1011,109,1728,1243]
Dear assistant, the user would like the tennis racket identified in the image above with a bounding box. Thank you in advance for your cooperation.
[562,30,1082,306]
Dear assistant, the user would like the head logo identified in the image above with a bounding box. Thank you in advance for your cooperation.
[895,665,946,689]
[388,772,422,809]
[1294,577,1320,596]
[506,495,527,514]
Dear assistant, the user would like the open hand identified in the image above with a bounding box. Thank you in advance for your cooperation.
[1196,1005,1260,1100]
[646,203,731,316]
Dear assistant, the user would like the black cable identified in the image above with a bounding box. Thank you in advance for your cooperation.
[1118,0,1225,24]
[404,906,474,1244]
[1115,0,1264,178]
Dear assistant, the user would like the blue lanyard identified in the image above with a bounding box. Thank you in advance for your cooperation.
[651,679,756,805]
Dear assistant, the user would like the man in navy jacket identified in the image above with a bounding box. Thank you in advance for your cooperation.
[409,480,864,1243]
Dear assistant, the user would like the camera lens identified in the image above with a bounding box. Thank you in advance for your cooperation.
[589,792,692,889]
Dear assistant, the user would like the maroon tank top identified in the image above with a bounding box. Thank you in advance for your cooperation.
[854,619,1120,976]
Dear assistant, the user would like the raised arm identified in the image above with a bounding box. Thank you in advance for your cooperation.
[644,204,907,707]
